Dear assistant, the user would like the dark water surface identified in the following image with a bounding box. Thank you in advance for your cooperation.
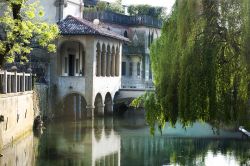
[1,114,250,166]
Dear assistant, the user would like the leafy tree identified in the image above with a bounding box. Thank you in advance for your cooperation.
[133,0,250,134]
[0,0,59,69]
[127,5,165,19]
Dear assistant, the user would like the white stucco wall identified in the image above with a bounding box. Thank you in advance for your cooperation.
[0,92,34,149]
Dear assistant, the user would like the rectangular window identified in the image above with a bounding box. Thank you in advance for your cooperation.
[64,57,68,73]
[76,59,79,73]
[122,62,126,76]
[137,62,140,76]
[129,62,133,76]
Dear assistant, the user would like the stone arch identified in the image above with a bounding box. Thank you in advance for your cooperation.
[59,40,85,77]
[111,45,115,76]
[101,43,106,76]
[94,93,104,116]
[115,45,120,76]
[113,91,120,113]
[62,93,87,120]
[96,42,101,76]
[104,92,113,115]
[106,44,111,76]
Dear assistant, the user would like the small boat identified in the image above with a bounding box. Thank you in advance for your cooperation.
[239,126,250,138]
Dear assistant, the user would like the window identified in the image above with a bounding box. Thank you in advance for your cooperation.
[129,62,133,76]
[137,62,140,76]
[64,57,68,73]
[122,62,126,76]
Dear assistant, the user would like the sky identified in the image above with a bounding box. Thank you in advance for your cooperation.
[103,0,176,13]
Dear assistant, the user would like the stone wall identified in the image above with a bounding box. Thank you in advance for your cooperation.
[0,92,34,150]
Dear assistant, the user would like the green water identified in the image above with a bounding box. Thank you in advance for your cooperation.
[1,115,250,166]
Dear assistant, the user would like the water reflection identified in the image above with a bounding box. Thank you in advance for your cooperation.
[0,133,39,166]
[36,117,120,166]
[1,115,250,166]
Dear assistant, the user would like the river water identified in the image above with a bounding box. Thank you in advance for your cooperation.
[0,113,250,166]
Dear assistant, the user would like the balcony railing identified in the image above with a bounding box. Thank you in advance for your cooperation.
[0,70,33,94]
[83,11,163,28]
[121,77,154,89]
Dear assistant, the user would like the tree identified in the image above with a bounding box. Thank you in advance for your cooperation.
[0,0,59,69]
[127,5,165,19]
[133,0,250,134]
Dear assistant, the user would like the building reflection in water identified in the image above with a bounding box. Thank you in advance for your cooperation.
[0,132,39,166]
[35,117,121,166]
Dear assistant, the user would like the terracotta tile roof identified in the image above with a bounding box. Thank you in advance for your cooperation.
[58,15,129,42]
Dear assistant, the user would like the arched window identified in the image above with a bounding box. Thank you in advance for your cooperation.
[124,31,128,38]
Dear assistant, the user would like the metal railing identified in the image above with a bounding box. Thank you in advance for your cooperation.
[83,11,163,28]
[0,70,33,94]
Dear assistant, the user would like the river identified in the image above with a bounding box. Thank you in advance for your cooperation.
[0,113,250,166]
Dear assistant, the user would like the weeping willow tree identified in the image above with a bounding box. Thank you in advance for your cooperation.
[132,0,250,134]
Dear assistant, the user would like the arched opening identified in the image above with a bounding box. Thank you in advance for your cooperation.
[94,93,104,116]
[104,92,113,115]
[96,42,101,76]
[62,93,87,120]
[124,31,128,38]
[59,41,85,77]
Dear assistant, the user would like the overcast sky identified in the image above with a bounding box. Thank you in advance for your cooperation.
[103,0,176,13]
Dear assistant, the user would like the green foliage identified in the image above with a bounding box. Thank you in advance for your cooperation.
[142,0,250,134]
[0,0,59,68]
[127,5,165,19]
[85,0,124,14]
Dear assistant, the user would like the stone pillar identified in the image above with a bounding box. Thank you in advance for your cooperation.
[22,73,25,92]
[86,105,94,118]
[115,47,120,76]
[29,73,32,91]
[2,71,7,94]
[13,72,17,93]
[7,74,11,93]
[101,45,106,76]
[96,48,101,76]
[111,51,115,76]
[106,48,111,76]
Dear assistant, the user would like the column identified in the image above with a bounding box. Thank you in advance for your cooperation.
[106,47,111,76]
[13,72,17,93]
[22,73,25,92]
[86,105,94,118]
[96,45,101,76]
[101,44,106,76]
[115,47,120,76]
[111,47,115,76]
[2,70,7,94]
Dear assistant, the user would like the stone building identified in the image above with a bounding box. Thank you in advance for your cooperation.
[38,0,129,118]
[83,11,162,89]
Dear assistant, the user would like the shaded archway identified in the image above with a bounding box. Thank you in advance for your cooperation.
[94,93,104,116]
[62,93,87,120]
[104,92,113,115]
[59,41,85,77]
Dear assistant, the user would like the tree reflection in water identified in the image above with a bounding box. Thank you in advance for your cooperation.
[0,116,249,166]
